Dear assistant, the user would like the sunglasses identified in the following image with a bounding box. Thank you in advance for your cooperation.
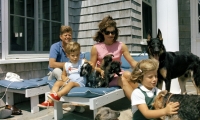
[104,30,116,35]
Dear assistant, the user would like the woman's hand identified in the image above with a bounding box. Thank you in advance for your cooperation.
[165,102,179,115]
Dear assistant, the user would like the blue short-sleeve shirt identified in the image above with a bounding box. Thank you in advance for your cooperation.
[48,41,84,71]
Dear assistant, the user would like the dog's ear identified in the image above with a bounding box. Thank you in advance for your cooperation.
[80,65,84,76]
[162,90,168,95]
[159,90,168,96]
[147,29,152,42]
[153,90,166,110]
[157,29,163,41]
[107,54,114,58]
[95,114,101,120]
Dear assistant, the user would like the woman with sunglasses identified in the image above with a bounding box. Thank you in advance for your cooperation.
[90,15,138,100]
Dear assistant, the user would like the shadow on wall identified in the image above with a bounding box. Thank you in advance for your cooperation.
[69,0,82,41]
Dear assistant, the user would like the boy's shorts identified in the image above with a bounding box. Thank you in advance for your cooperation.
[68,74,86,87]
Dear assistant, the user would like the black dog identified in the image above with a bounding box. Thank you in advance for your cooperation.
[96,54,122,87]
[147,29,200,94]
[80,61,105,88]
[105,61,121,78]
[80,62,93,87]
[80,62,92,77]
[101,61,121,87]
[97,54,115,87]
[153,90,200,120]
[100,54,114,70]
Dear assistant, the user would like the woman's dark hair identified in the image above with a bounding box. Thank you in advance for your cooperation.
[93,15,119,42]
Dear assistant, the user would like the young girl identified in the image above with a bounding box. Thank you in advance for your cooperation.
[38,42,86,112]
[131,59,179,120]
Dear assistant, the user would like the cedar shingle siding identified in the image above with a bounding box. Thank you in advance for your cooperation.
[0,0,2,59]
[69,0,143,52]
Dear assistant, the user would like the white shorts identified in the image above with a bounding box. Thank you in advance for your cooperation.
[68,74,86,87]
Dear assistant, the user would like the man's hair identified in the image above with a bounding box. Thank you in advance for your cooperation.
[60,25,72,35]
[64,41,81,55]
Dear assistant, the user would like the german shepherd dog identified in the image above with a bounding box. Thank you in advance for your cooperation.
[153,90,200,120]
[147,29,200,94]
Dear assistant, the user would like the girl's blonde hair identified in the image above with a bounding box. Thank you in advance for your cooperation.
[64,41,80,55]
[131,59,159,83]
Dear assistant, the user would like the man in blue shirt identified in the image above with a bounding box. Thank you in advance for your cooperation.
[48,25,84,80]
[48,25,73,80]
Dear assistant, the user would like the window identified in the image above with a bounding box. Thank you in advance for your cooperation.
[9,0,64,54]
[142,1,152,39]
[198,0,200,33]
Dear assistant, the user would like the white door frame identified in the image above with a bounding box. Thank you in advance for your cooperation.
[190,0,200,57]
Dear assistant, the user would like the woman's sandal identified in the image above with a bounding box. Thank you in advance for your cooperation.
[5,105,22,115]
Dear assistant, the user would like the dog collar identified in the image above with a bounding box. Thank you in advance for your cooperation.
[166,93,173,104]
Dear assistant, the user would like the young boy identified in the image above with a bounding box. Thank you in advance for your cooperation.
[38,42,86,112]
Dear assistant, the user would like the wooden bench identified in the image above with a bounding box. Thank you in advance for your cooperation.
[0,77,51,113]
[48,53,148,119]
[46,88,124,120]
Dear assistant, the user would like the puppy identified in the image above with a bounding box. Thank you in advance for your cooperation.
[153,90,200,120]
[80,62,93,87]
[80,62,92,77]
[80,61,104,88]
[98,54,115,87]
[99,61,122,87]
[104,61,121,86]
[107,61,121,77]
[94,71,105,88]
[95,107,132,120]
[101,54,114,70]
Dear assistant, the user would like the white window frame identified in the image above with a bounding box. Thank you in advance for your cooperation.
[191,0,200,39]
[141,0,156,37]
[1,0,68,63]
[190,0,200,55]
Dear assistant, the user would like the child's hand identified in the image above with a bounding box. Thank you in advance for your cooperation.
[165,102,179,115]
[62,77,70,82]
